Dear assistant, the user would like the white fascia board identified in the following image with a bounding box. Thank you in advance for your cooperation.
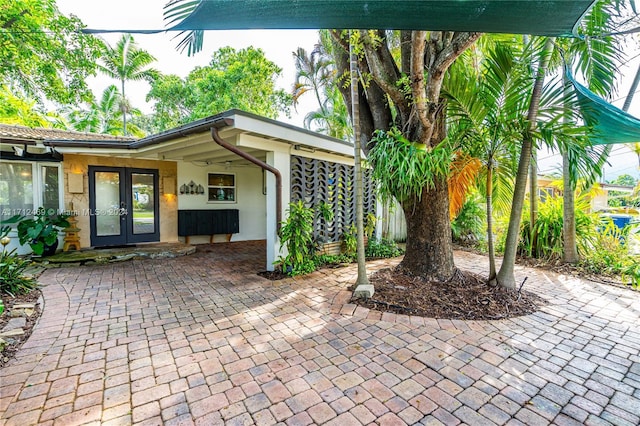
[55,147,128,156]
[232,113,354,157]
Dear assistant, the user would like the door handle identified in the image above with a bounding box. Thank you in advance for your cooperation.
[120,202,127,219]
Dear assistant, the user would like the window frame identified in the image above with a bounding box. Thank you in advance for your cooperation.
[207,172,237,204]
[0,160,64,219]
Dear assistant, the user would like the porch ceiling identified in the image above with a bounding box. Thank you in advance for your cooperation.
[130,128,268,166]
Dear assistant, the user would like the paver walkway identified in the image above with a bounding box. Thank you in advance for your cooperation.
[1,241,639,426]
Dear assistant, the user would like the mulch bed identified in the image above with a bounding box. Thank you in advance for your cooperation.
[257,270,288,280]
[353,267,546,320]
[0,289,42,368]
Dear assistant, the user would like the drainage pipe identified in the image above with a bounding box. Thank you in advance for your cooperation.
[210,127,282,233]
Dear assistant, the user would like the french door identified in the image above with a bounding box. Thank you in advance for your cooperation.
[89,166,159,247]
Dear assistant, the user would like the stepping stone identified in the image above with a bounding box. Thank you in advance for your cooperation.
[2,317,26,332]
[0,329,25,337]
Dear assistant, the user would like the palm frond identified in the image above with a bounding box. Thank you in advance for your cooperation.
[164,1,205,56]
[448,153,482,219]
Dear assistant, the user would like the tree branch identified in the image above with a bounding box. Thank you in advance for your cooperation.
[411,31,430,141]
[361,30,406,110]
[2,9,29,30]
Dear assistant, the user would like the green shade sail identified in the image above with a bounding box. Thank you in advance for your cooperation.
[568,71,640,145]
[169,0,596,36]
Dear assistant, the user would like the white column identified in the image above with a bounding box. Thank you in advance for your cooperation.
[265,151,290,271]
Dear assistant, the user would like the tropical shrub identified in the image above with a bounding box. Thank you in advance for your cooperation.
[13,208,70,256]
[580,218,640,287]
[342,224,357,256]
[0,249,37,296]
[365,238,404,258]
[519,194,596,260]
[451,195,485,247]
[277,201,315,276]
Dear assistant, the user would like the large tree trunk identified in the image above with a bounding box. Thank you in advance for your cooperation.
[400,177,456,280]
[330,29,479,281]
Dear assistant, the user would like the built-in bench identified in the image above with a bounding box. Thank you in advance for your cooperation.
[178,209,239,244]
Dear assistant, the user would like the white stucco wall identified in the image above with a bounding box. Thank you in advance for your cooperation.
[177,161,266,243]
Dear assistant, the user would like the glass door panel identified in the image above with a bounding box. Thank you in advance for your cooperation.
[89,167,159,247]
[131,173,155,235]
[95,171,123,237]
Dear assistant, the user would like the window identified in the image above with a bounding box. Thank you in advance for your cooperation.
[538,187,554,203]
[0,161,62,220]
[208,173,236,202]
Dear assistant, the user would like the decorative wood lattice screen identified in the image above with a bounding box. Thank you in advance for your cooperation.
[290,155,376,243]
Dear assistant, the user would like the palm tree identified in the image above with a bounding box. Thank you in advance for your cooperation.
[292,44,333,114]
[446,41,531,282]
[98,34,158,135]
[65,85,145,137]
[496,37,556,289]
[558,0,628,263]
[293,33,352,140]
[304,85,352,140]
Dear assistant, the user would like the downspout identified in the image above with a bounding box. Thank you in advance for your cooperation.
[210,127,282,232]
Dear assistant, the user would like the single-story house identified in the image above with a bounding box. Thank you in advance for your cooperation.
[536,175,636,212]
[0,109,377,270]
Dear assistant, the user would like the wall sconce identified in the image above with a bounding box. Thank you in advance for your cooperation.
[163,176,176,196]
[180,181,205,195]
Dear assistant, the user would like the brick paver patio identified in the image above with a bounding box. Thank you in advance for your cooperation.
[1,241,639,425]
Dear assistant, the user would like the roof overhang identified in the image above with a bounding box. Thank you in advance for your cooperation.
[1,110,356,165]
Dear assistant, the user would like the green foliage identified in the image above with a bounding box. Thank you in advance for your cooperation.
[314,253,354,266]
[580,219,640,288]
[14,208,70,256]
[451,196,485,246]
[98,34,158,135]
[147,47,292,131]
[364,213,377,239]
[0,86,59,127]
[316,201,334,223]
[0,0,102,104]
[342,224,357,256]
[519,194,596,260]
[609,174,638,187]
[294,36,352,141]
[0,249,37,296]
[367,128,453,203]
[365,238,403,258]
[277,201,315,276]
[64,85,145,137]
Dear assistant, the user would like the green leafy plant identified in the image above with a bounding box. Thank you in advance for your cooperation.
[519,194,596,260]
[451,196,485,246]
[0,248,37,296]
[367,128,454,203]
[314,253,355,267]
[365,238,404,258]
[277,201,315,276]
[364,212,377,239]
[342,224,357,256]
[315,201,334,243]
[15,208,70,256]
[580,218,640,287]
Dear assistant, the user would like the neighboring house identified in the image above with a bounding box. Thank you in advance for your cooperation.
[536,175,636,212]
[0,109,376,270]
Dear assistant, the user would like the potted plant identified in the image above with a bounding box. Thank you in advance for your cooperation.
[15,208,70,256]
